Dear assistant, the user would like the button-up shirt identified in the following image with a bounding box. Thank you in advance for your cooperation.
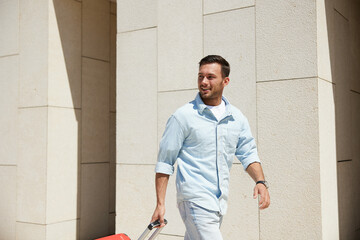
[155,93,260,214]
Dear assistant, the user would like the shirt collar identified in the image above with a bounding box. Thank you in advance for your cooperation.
[195,93,233,116]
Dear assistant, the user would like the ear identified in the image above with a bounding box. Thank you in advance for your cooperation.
[223,77,230,86]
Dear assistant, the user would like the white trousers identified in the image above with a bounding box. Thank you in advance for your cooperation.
[178,201,223,240]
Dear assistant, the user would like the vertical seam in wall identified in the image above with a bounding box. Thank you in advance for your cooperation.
[17,0,20,56]
[108,0,112,218]
[156,0,159,157]
[17,0,20,228]
[254,1,260,239]
[45,106,49,229]
[315,0,319,80]
[314,1,323,236]
[18,0,20,110]
[202,0,204,56]
[317,79,323,240]
[79,0,83,233]
[317,79,322,237]
[45,0,50,227]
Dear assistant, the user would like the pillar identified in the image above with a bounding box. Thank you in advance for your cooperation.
[256,0,339,239]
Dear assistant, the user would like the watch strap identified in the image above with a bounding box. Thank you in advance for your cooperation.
[256,180,268,189]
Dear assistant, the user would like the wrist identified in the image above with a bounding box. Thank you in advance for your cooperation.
[256,180,269,189]
[156,202,165,207]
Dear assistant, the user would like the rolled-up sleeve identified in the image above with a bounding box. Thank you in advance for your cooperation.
[155,115,185,175]
[235,117,261,170]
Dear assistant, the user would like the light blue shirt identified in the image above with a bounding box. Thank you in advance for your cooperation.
[155,93,260,214]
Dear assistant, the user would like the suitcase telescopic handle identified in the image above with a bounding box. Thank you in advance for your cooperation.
[138,219,168,240]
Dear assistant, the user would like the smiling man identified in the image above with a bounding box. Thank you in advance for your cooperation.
[151,55,270,239]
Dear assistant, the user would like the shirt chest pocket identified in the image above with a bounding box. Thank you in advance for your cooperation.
[223,127,240,154]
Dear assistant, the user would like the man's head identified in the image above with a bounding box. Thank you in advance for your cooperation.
[198,55,230,106]
[199,55,230,78]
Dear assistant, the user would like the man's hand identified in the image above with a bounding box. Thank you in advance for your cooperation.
[246,162,270,209]
[253,183,270,209]
[151,205,166,228]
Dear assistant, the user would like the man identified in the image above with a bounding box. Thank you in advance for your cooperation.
[151,55,270,239]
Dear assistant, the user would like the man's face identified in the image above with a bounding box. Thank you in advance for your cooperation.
[198,63,229,105]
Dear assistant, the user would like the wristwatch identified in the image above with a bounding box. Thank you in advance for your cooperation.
[256,180,269,189]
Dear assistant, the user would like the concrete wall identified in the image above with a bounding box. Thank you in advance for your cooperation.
[257,1,338,239]
[0,0,359,239]
[114,0,304,239]
[0,0,20,238]
[0,0,18,237]
[114,0,260,239]
[0,0,116,239]
[114,1,357,240]
[328,0,360,239]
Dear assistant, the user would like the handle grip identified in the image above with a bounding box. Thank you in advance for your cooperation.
[138,219,168,240]
[147,219,168,230]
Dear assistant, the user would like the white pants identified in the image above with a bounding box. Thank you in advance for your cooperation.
[178,201,223,240]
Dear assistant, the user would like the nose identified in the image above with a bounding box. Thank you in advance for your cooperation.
[200,77,209,85]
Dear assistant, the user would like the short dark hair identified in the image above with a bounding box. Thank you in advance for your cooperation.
[199,55,230,78]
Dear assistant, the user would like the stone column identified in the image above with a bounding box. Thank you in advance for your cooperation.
[17,0,81,238]
[0,1,19,239]
[331,0,360,239]
[14,0,114,239]
[256,0,339,239]
[115,0,159,237]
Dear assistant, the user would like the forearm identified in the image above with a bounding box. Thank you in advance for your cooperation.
[246,162,265,182]
[247,162,271,209]
[155,173,170,206]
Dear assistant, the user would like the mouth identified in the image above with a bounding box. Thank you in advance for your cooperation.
[200,88,210,93]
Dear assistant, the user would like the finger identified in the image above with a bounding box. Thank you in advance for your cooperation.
[259,201,266,209]
[259,193,270,210]
[253,186,258,199]
[159,215,165,228]
[264,195,269,207]
[150,212,158,223]
[259,194,265,208]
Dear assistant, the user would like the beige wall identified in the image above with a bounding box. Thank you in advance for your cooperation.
[0,0,359,240]
[0,0,116,239]
[329,0,360,239]
[0,0,19,238]
[115,1,357,240]
[115,0,309,239]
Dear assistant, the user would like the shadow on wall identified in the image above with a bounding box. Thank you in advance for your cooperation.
[325,0,360,239]
[53,0,116,239]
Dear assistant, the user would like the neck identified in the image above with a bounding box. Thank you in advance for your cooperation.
[201,96,222,106]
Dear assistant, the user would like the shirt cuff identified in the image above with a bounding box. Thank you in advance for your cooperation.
[241,156,261,171]
[155,162,174,175]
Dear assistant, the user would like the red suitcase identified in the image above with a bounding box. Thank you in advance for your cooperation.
[96,219,168,240]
